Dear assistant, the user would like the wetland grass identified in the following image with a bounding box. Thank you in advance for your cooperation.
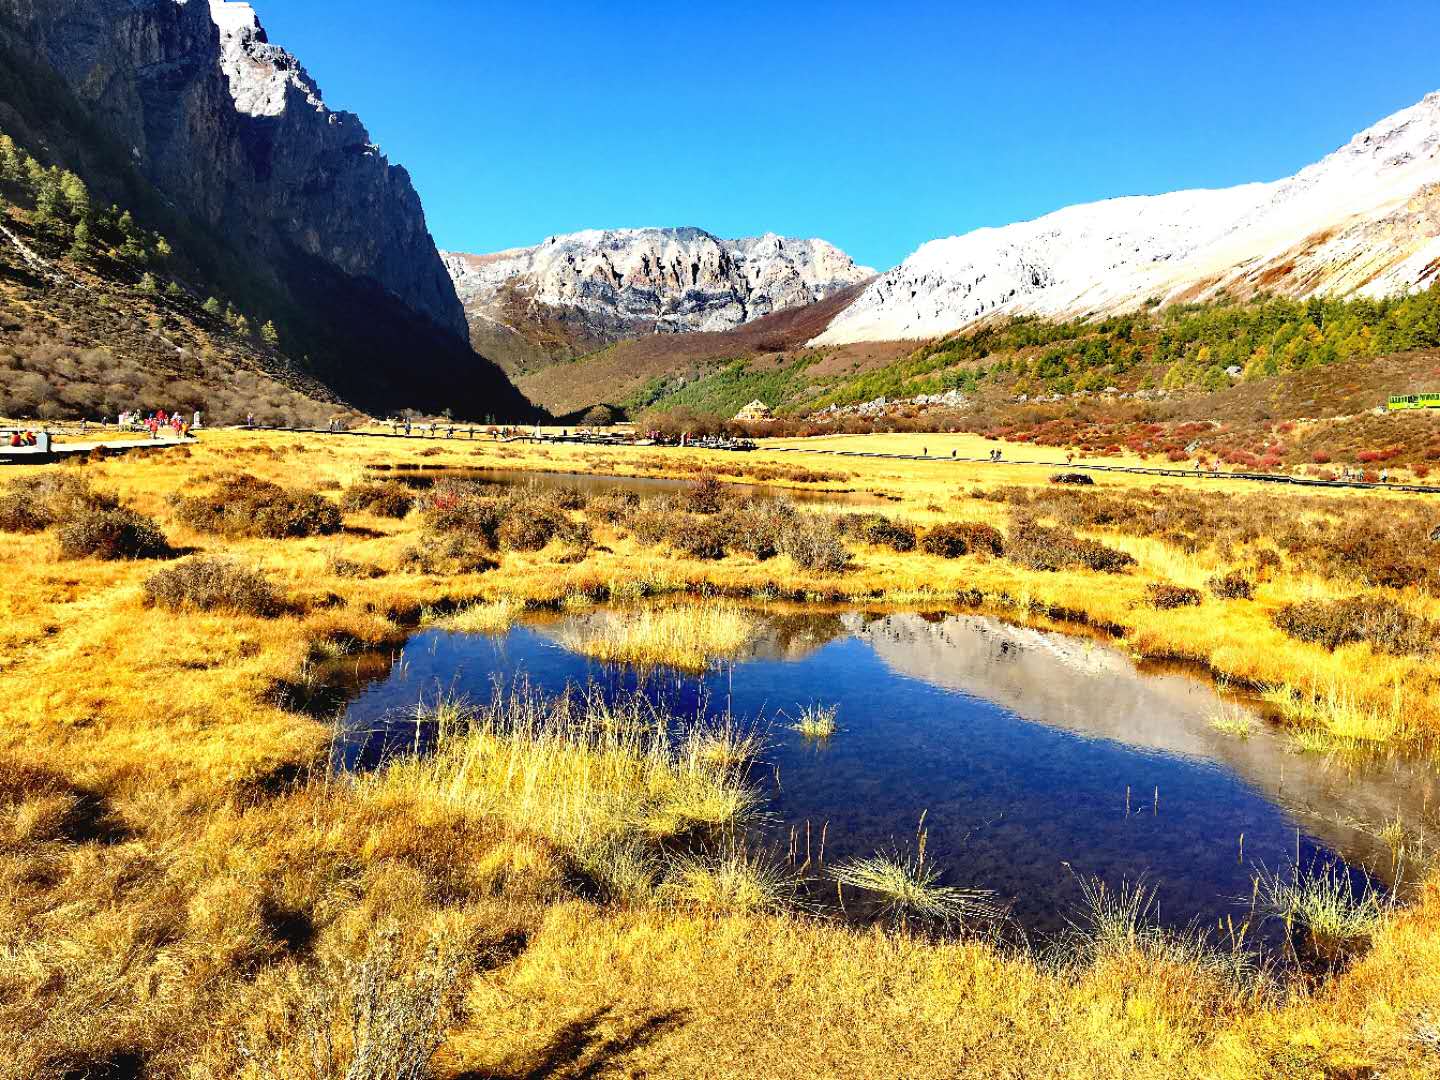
[557,599,759,671]
[788,703,839,740]
[6,429,1440,1079]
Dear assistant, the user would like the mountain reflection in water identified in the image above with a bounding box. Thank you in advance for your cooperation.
[338,608,1437,937]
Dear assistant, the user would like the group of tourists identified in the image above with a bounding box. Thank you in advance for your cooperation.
[118,409,200,439]
[6,430,39,447]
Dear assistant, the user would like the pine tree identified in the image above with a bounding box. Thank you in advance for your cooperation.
[59,171,89,221]
[137,272,158,295]
[0,135,21,183]
[202,296,222,317]
[165,281,184,299]
[154,236,172,261]
[260,320,279,346]
[68,218,92,260]
[234,314,252,337]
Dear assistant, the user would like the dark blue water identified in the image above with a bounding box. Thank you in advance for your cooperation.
[338,612,1427,938]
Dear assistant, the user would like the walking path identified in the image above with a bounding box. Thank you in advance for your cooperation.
[0,432,196,464]
[764,445,1440,494]
[249,424,1439,496]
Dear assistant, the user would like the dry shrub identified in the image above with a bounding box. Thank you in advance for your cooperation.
[0,473,114,532]
[684,474,729,514]
[921,521,1005,559]
[341,482,416,519]
[496,502,590,553]
[399,534,498,575]
[1007,522,1136,574]
[1207,571,1255,600]
[142,557,281,616]
[327,555,386,580]
[1273,596,1436,655]
[57,506,169,560]
[235,924,462,1080]
[721,503,792,560]
[836,513,917,552]
[1145,583,1203,610]
[179,475,341,539]
[778,515,851,573]
[585,489,640,523]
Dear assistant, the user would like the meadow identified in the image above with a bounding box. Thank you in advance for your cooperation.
[1,427,1439,1078]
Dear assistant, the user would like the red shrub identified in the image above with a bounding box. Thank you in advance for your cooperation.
[1312,451,1331,464]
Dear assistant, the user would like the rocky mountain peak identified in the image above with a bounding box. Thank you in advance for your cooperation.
[209,0,325,118]
[442,226,873,373]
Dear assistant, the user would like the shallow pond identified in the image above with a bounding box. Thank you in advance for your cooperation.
[337,609,1437,939]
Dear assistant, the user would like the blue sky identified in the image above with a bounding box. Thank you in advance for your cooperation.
[256,1,1440,270]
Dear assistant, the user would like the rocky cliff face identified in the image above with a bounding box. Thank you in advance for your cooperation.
[815,92,1440,346]
[443,227,873,374]
[0,0,528,417]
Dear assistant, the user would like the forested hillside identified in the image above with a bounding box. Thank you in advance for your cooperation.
[0,126,347,424]
[626,286,1440,420]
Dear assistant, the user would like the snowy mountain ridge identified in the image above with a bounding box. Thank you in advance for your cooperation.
[815,92,1440,345]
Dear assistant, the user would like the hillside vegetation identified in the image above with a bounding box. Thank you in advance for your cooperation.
[0,128,348,425]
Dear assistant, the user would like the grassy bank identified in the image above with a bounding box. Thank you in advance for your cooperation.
[2,428,1439,1078]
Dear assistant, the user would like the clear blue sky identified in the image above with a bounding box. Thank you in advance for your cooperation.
[256,0,1440,270]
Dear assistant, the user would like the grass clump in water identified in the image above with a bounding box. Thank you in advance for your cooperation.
[559,600,758,672]
[830,823,999,931]
[369,684,762,854]
[1209,706,1258,739]
[788,703,839,740]
[1252,859,1392,965]
[435,597,527,635]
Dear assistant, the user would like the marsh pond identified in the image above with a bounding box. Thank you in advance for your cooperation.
[331,605,1437,943]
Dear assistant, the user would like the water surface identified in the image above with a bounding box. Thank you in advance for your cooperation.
[338,609,1436,937]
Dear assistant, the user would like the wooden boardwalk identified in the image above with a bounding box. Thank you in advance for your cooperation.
[1,432,196,465]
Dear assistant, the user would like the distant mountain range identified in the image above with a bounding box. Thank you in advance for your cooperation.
[488,91,1440,417]
[441,228,873,376]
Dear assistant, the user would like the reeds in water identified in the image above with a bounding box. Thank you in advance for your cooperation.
[558,600,758,671]
[788,703,839,740]
[830,821,999,930]
[367,683,763,853]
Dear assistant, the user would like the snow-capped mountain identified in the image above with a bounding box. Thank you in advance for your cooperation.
[815,92,1440,345]
[443,228,873,373]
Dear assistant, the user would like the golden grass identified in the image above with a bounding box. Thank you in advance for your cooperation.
[788,702,839,740]
[367,686,761,852]
[557,599,759,671]
[430,597,527,635]
[3,428,1440,1079]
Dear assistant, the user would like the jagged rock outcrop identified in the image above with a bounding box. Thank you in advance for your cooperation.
[443,227,873,374]
[0,0,530,418]
[815,92,1440,346]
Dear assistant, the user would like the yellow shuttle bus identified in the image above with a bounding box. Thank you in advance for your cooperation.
[1387,393,1440,411]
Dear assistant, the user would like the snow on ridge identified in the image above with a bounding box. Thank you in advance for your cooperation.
[815,91,1440,346]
